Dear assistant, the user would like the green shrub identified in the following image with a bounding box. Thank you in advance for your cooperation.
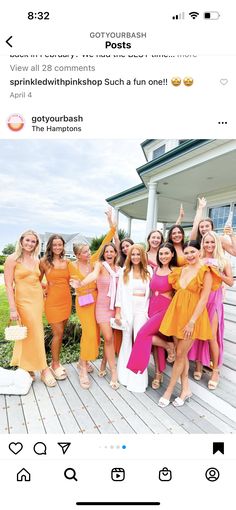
[0,255,6,265]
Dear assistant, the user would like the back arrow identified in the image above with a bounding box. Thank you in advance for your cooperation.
[6,36,13,48]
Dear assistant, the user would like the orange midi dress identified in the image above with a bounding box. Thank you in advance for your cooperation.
[11,262,48,371]
[68,226,117,361]
[159,265,221,341]
[44,262,72,323]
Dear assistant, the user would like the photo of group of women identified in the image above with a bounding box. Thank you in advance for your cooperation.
[1,139,236,432]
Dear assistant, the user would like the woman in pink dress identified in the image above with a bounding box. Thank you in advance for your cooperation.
[127,243,177,389]
[77,243,120,389]
[188,231,234,389]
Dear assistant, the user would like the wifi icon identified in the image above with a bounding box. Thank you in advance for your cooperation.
[189,11,199,19]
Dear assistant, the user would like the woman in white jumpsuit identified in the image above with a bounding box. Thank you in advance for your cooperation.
[115,244,152,392]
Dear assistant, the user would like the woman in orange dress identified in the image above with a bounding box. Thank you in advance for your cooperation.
[40,235,72,380]
[4,230,55,386]
[69,211,116,389]
[158,240,221,408]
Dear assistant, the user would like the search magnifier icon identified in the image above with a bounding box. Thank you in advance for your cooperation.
[64,468,78,481]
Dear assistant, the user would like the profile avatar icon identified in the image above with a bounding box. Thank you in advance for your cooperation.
[7,114,24,131]
[205,467,220,482]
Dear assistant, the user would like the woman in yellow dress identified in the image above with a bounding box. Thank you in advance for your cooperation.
[158,240,221,408]
[69,210,116,389]
[166,224,187,267]
[4,230,56,386]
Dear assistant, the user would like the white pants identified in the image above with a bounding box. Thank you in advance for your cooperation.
[117,296,148,392]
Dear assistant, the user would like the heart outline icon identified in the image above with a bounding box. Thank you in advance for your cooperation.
[9,442,23,455]
[220,79,228,85]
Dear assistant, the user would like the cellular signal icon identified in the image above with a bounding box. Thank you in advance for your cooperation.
[189,11,199,19]
[172,12,185,20]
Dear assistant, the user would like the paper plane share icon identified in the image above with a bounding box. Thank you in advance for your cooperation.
[58,442,71,454]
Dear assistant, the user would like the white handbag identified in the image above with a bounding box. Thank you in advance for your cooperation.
[110,317,127,331]
[0,368,32,395]
[4,320,27,341]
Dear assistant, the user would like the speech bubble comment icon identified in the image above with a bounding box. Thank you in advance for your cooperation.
[33,442,47,455]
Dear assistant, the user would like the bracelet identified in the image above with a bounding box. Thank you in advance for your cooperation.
[189,320,195,326]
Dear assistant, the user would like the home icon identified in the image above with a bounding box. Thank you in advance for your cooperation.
[17,468,31,482]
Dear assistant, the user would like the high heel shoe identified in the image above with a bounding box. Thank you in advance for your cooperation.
[193,370,202,381]
[208,369,219,390]
[110,380,120,390]
[151,372,163,390]
[98,359,107,377]
[77,361,94,374]
[78,366,91,389]
[166,345,176,363]
[158,396,170,408]
[110,368,119,390]
[172,393,192,407]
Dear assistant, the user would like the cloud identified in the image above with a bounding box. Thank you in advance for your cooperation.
[0,139,144,250]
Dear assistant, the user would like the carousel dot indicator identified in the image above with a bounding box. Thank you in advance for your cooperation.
[7,114,24,131]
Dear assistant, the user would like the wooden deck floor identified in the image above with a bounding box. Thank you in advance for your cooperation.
[1,361,236,434]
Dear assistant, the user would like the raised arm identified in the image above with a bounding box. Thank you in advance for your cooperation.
[189,197,207,240]
[91,207,117,263]
[4,255,19,320]
[175,203,185,225]
[183,271,212,339]
[220,228,236,256]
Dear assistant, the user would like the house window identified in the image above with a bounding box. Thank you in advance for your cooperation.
[209,205,231,232]
[153,145,165,159]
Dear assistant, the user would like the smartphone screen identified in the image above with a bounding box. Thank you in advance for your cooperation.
[0,1,235,509]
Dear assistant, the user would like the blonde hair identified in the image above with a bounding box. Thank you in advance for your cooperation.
[14,230,41,260]
[73,243,89,257]
[201,231,227,271]
[123,244,150,284]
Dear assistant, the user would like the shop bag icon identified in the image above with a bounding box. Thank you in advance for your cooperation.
[159,467,172,481]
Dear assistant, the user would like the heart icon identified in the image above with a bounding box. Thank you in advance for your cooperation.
[220,79,228,85]
[9,442,23,455]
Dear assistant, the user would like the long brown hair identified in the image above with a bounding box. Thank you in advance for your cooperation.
[44,234,65,267]
[123,244,150,284]
[99,242,118,264]
[196,217,214,244]
[146,230,164,251]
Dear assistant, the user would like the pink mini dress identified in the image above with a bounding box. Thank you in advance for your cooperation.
[95,268,119,324]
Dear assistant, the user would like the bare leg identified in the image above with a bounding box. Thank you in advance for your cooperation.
[208,313,220,386]
[50,320,67,369]
[179,358,192,399]
[151,349,163,389]
[100,323,118,385]
[161,337,194,401]
[152,335,175,361]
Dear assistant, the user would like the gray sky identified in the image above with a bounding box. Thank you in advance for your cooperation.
[0,139,146,252]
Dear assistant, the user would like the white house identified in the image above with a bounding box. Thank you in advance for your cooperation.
[106,138,236,236]
[40,232,92,259]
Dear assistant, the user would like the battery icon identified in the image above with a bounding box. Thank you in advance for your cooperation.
[204,11,220,19]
